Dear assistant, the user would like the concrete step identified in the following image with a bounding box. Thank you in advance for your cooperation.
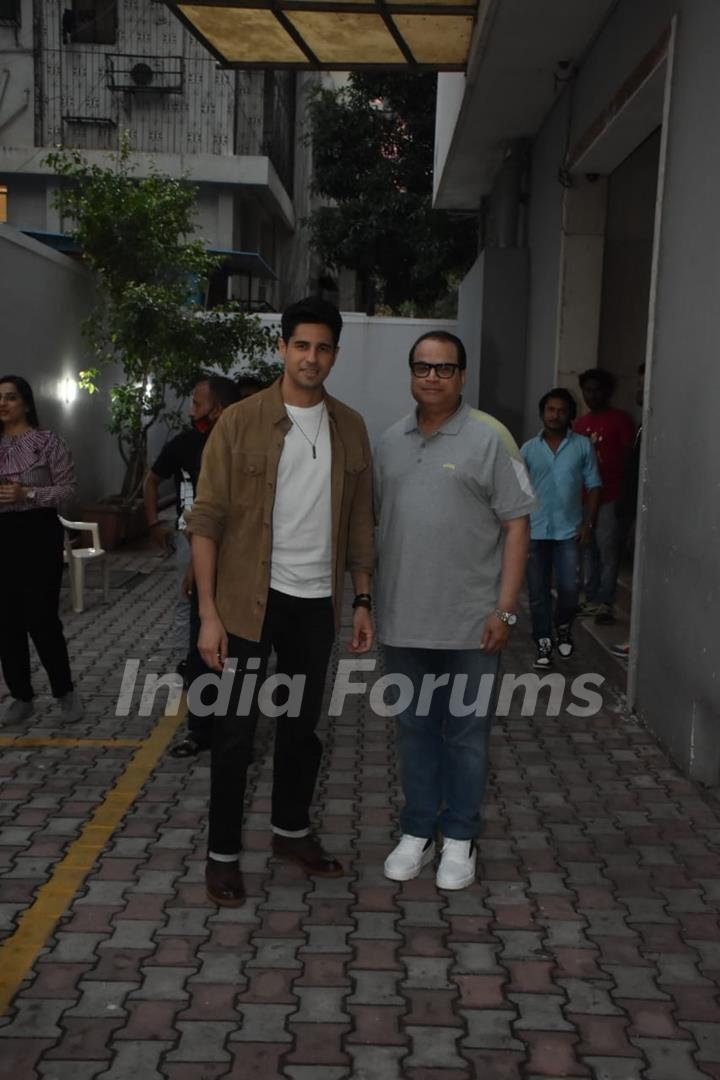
[574,608,630,693]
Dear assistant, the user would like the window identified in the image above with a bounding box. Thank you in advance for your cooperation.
[63,0,117,45]
[0,0,20,26]
[0,185,7,224]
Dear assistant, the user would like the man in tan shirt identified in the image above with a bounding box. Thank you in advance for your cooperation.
[188,297,374,906]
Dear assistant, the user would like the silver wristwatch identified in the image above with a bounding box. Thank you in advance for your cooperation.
[494,609,518,627]
[25,487,37,502]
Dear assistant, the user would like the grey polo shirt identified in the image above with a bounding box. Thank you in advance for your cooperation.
[374,402,536,649]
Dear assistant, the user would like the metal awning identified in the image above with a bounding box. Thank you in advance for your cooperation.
[166,0,477,71]
[210,247,277,280]
[20,228,80,253]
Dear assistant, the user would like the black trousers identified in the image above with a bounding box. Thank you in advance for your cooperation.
[208,589,335,856]
[186,586,211,745]
[0,509,74,702]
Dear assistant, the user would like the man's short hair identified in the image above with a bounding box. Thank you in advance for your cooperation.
[578,367,616,394]
[281,296,343,348]
[408,331,467,371]
[204,375,243,409]
[538,387,577,422]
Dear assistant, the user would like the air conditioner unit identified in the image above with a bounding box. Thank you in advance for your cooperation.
[106,55,184,94]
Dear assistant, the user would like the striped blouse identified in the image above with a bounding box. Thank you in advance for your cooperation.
[0,429,76,513]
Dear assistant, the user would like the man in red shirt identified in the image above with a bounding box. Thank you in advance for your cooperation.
[574,368,635,625]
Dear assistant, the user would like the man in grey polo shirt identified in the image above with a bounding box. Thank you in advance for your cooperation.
[375,330,535,890]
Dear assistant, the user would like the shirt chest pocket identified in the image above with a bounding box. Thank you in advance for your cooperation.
[233,451,268,507]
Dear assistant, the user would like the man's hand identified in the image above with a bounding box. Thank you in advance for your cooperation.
[150,523,175,552]
[480,614,511,654]
[181,562,195,598]
[349,607,374,653]
[0,482,28,504]
[198,612,228,673]
[576,522,594,547]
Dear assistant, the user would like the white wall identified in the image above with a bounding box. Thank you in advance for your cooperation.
[630,1,720,779]
[261,313,460,448]
[522,97,568,439]
[0,225,165,505]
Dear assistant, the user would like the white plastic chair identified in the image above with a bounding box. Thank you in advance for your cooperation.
[58,515,110,614]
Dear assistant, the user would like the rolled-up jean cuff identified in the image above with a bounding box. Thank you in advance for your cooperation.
[272,825,311,838]
[208,850,240,862]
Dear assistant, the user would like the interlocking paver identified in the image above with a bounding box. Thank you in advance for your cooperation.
[0,997,74,1038]
[346,1045,407,1079]
[96,1039,173,1078]
[5,557,720,1080]
[229,1003,295,1042]
[65,979,138,1017]
[461,1008,523,1050]
[631,1036,709,1078]
[347,969,404,1005]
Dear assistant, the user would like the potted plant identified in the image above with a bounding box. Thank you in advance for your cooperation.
[46,139,278,548]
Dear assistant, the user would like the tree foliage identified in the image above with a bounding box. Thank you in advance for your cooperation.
[46,140,279,502]
[306,73,477,314]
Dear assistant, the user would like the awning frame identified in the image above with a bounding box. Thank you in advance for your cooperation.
[166,0,476,71]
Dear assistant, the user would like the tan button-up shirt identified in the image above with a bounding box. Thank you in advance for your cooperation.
[186,377,374,641]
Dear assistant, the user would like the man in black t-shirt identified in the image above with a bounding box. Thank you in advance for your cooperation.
[144,375,256,756]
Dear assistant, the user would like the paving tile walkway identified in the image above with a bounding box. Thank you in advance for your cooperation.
[1,548,720,1079]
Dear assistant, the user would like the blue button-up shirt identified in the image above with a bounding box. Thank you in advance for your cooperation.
[520,430,601,540]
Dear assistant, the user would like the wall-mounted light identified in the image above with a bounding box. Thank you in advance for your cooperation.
[59,376,78,405]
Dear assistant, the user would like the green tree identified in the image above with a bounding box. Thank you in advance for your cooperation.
[46,141,279,502]
[307,72,477,314]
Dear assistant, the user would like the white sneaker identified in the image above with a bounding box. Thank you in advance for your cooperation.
[436,838,476,891]
[384,835,435,881]
[1,699,35,724]
[58,691,84,723]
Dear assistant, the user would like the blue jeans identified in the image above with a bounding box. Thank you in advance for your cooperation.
[526,538,580,641]
[383,646,500,840]
[584,500,623,606]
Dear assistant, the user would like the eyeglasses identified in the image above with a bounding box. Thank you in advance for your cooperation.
[410,362,461,379]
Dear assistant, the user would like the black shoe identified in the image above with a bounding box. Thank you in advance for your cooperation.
[169,735,209,758]
[533,637,553,669]
[176,659,189,688]
[594,604,616,626]
[556,624,574,660]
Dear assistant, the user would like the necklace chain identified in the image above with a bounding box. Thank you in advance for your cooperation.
[289,402,325,460]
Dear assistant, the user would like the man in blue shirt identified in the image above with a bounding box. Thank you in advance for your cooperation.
[521,388,601,668]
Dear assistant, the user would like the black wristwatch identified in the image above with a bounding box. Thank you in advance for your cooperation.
[352,593,372,611]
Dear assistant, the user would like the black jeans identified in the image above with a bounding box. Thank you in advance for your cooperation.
[0,509,74,701]
[208,589,335,856]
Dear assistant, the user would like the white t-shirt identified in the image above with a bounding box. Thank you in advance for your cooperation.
[270,401,332,598]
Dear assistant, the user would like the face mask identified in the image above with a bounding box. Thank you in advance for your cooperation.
[191,410,216,433]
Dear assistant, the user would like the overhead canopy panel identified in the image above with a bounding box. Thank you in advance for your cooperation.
[170,0,476,70]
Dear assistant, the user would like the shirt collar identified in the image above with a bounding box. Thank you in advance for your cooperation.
[537,428,573,451]
[404,399,469,436]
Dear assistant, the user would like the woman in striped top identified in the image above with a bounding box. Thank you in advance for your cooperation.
[0,375,83,724]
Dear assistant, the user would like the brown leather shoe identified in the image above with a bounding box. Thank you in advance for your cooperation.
[205,857,246,907]
[272,832,344,878]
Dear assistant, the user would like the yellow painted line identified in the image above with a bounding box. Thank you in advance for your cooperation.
[0,700,185,1015]
[0,737,142,748]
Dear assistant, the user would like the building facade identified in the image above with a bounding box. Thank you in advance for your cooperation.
[0,0,321,306]
[433,0,720,781]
